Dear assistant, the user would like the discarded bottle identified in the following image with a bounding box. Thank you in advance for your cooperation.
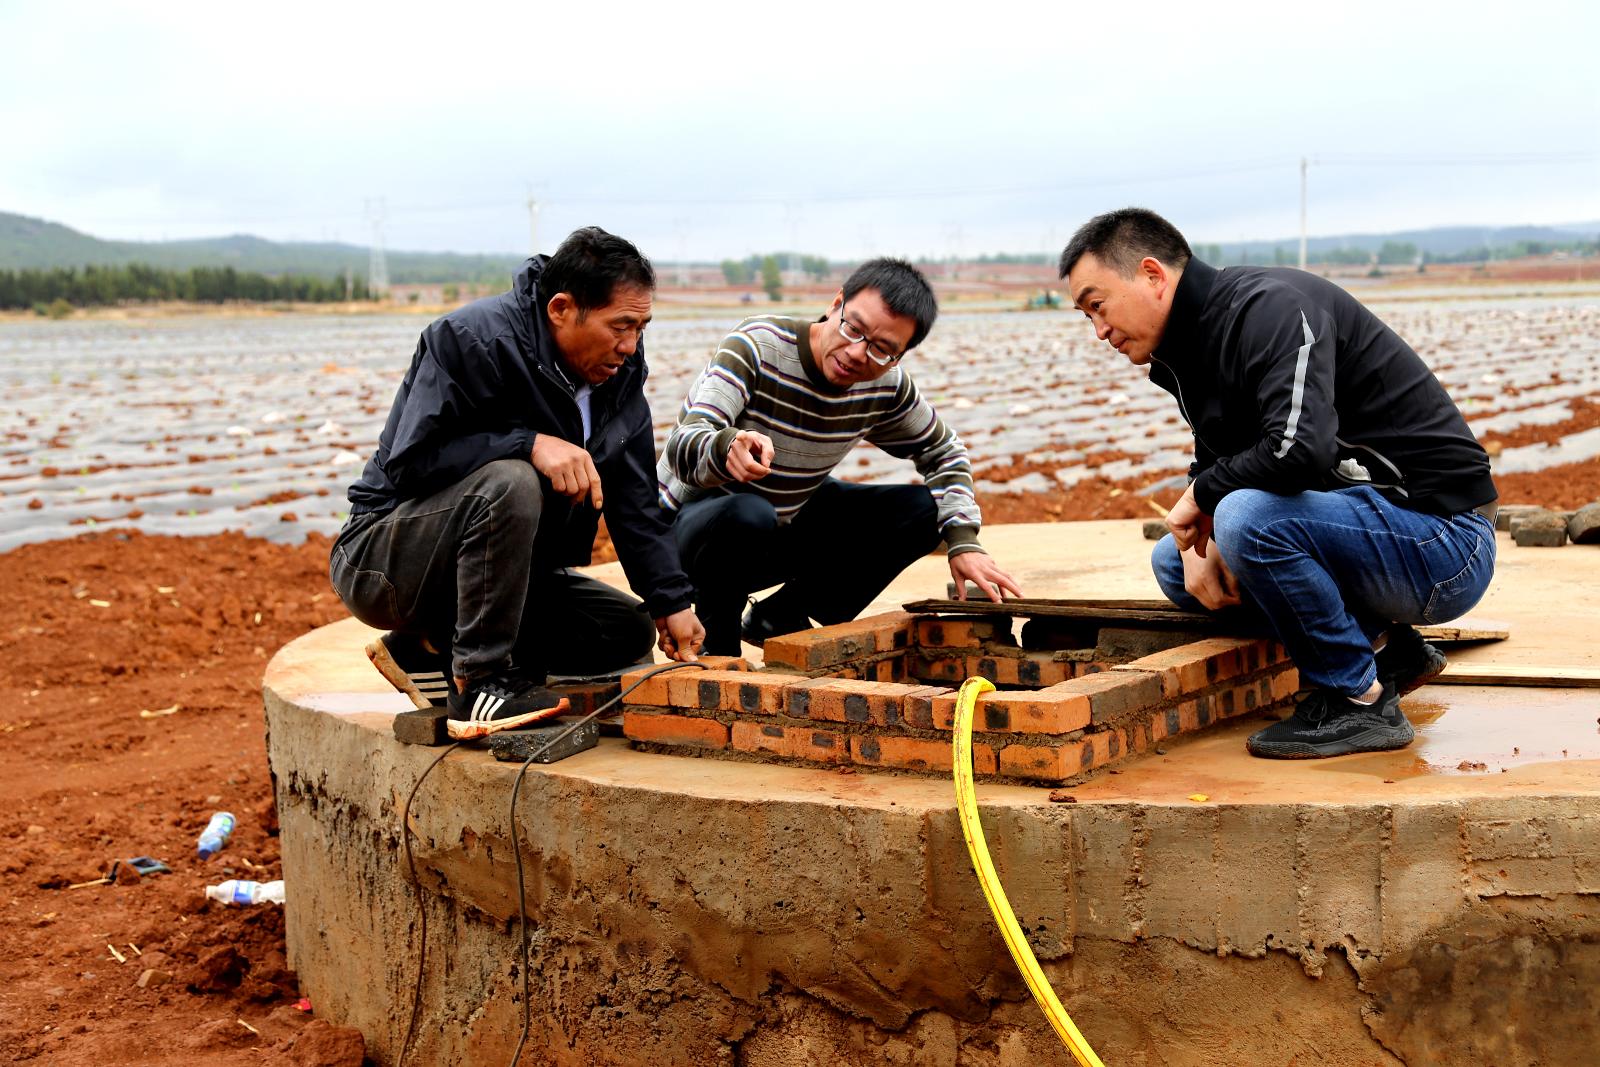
[204,879,285,906]
[196,812,236,859]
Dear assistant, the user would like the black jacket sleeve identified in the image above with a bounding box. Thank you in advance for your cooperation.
[379,319,536,497]
[602,394,696,619]
[1192,296,1339,513]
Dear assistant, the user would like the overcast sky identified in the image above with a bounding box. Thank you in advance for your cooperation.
[3,1,1596,262]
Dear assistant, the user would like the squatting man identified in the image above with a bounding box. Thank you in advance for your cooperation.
[331,227,703,739]
[1061,208,1497,759]
[657,257,1023,655]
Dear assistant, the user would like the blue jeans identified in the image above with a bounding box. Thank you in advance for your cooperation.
[1152,486,1496,696]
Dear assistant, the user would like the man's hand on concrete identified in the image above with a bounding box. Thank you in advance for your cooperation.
[532,435,603,509]
[1166,483,1212,557]
[655,609,704,662]
[726,431,774,483]
[1181,545,1241,611]
[949,551,1024,603]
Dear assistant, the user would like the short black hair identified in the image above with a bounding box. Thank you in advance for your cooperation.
[1058,208,1192,280]
[541,226,655,314]
[841,257,938,351]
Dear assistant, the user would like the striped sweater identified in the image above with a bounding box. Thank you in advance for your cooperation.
[657,315,984,557]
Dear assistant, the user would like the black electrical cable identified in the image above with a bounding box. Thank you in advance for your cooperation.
[395,660,707,1067]
[506,660,705,1067]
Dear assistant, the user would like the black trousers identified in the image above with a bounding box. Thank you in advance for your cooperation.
[672,478,941,655]
[329,459,654,682]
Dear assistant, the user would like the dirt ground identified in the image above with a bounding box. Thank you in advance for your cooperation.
[2,441,1597,1065]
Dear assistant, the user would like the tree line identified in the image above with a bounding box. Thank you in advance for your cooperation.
[0,263,373,312]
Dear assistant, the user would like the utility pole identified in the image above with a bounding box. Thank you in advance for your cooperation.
[365,197,389,299]
[1298,156,1308,271]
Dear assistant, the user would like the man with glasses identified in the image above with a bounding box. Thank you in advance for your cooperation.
[658,257,1022,656]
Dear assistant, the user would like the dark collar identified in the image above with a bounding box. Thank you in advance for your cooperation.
[1156,258,1218,362]
[797,314,842,393]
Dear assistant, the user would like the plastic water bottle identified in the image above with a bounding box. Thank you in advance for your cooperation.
[204,879,285,906]
[196,812,236,859]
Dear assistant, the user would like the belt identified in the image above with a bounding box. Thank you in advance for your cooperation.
[1472,500,1499,527]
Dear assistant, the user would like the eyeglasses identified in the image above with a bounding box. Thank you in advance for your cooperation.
[837,305,904,366]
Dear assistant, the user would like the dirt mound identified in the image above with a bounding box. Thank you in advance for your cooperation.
[0,530,346,1065]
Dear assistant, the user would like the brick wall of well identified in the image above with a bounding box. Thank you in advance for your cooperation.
[621,611,1298,786]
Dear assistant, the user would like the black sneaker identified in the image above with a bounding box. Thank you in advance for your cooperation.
[447,675,569,740]
[1376,624,1448,695]
[1246,684,1415,759]
[366,632,455,710]
[739,597,813,648]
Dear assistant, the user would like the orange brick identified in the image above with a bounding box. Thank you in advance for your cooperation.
[1085,727,1128,768]
[1175,700,1200,732]
[623,710,729,749]
[931,684,1090,735]
[762,612,913,670]
[1073,661,1115,677]
[866,656,907,683]
[664,669,759,712]
[730,720,848,763]
[901,685,956,729]
[914,616,1014,649]
[1115,637,1261,698]
[852,734,998,775]
[726,673,801,716]
[1270,665,1300,700]
[620,665,675,706]
[998,739,1092,782]
[1151,705,1179,740]
[803,679,927,726]
[912,654,965,684]
[700,655,750,672]
[1032,670,1166,725]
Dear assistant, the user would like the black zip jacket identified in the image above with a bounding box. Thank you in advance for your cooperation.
[1149,260,1496,517]
[346,257,695,618]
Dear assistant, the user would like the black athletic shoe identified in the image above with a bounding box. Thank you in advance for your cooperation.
[1376,624,1449,695]
[740,597,813,648]
[447,675,569,740]
[1246,683,1415,759]
[366,632,455,710]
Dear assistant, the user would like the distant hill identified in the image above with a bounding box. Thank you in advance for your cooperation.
[0,212,525,284]
[1209,222,1599,262]
[4,209,1597,280]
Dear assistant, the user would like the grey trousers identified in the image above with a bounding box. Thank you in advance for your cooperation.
[330,459,654,682]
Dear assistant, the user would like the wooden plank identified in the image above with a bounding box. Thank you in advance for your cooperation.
[1435,663,1600,688]
[903,598,1221,628]
[1416,618,1510,643]
[913,598,1510,643]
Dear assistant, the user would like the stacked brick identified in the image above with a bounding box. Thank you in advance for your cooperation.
[622,611,1298,786]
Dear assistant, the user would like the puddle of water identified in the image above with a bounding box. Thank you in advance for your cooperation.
[1318,686,1600,779]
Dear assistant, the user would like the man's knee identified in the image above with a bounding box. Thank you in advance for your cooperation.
[1210,489,1279,560]
[1150,535,1186,602]
[463,458,542,510]
[720,492,779,533]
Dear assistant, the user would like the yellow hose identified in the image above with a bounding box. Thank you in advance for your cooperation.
[951,676,1106,1067]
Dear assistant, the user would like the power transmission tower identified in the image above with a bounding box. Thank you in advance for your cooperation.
[527,193,541,257]
[366,198,390,298]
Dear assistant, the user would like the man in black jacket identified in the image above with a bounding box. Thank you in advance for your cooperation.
[333,227,703,739]
[1060,208,1497,759]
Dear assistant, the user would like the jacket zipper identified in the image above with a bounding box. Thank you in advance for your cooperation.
[1149,355,1221,459]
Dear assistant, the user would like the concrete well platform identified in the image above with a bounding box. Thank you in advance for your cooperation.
[265,521,1600,1066]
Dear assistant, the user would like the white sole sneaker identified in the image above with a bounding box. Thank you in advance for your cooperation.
[445,699,570,741]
